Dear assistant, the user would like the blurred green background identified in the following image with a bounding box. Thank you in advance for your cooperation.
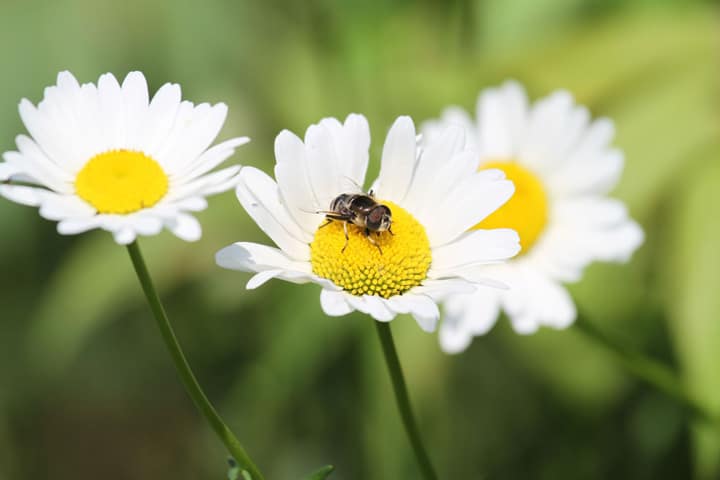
[0,0,718,479]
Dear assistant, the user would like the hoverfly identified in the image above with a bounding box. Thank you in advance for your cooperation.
[318,190,393,254]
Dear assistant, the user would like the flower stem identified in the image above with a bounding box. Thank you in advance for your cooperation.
[126,241,264,480]
[574,315,717,426]
[374,322,438,480]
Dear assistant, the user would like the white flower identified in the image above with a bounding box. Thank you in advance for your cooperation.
[0,71,249,244]
[216,114,520,332]
[422,81,644,352]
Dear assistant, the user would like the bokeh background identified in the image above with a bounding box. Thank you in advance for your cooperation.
[0,0,718,479]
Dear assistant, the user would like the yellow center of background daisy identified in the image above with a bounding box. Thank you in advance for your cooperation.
[474,161,549,253]
[75,150,169,214]
[310,201,431,298]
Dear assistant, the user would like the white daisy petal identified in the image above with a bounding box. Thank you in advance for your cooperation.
[304,122,342,209]
[166,165,242,201]
[235,167,311,260]
[163,103,229,174]
[340,114,371,189]
[216,242,313,276]
[129,214,164,236]
[0,184,48,206]
[97,73,126,148]
[412,278,476,299]
[112,227,136,245]
[405,294,440,332]
[141,82,182,154]
[121,71,150,149]
[440,289,502,353]
[175,137,250,181]
[402,125,473,216]
[476,81,529,158]
[429,229,520,277]
[9,136,74,192]
[57,217,102,235]
[274,129,322,231]
[502,270,576,334]
[422,171,515,246]
[246,269,284,290]
[167,213,201,242]
[520,90,577,171]
[320,289,354,316]
[39,194,95,220]
[0,162,22,180]
[346,295,395,322]
[375,116,417,203]
[421,106,478,151]
[18,98,77,174]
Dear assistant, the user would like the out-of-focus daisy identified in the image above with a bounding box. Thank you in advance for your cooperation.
[216,114,520,332]
[0,71,248,244]
[423,81,644,352]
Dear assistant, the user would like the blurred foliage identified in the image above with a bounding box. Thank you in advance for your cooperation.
[0,0,718,479]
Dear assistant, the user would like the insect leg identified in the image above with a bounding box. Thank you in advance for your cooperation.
[365,227,383,255]
[341,221,350,253]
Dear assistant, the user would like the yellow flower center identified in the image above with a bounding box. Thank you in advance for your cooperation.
[75,150,169,214]
[474,161,549,253]
[310,201,431,298]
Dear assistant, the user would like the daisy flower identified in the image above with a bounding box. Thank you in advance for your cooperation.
[0,71,248,244]
[216,114,521,332]
[422,81,644,352]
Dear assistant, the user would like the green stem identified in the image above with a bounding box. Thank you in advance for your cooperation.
[574,315,717,425]
[374,322,438,480]
[126,241,264,480]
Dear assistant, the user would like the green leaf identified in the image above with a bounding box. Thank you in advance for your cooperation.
[301,465,334,480]
[663,151,720,479]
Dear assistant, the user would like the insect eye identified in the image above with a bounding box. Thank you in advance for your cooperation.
[368,208,383,223]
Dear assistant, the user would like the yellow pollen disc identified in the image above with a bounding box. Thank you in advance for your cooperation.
[310,201,432,298]
[474,161,549,254]
[75,149,169,214]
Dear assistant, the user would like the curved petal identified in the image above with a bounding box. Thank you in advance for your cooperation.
[351,296,392,321]
[120,71,150,149]
[421,170,515,247]
[139,82,182,154]
[476,80,529,158]
[404,294,440,332]
[519,90,589,173]
[421,106,478,151]
[97,72,126,149]
[402,125,476,217]
[112,227,136,245]
[320,289,354,316]
[216,241,312,276]
[339,114,371,189]
[530,197,644,282]
[429,229,520,277]
[274,129,322,229]
[39,194,95,220]
[440,288,502,353]
[386,293,441,332]
[159,103,229,174]
[374,116,417,203]
[235,167,311,260]
[501,267,577,334]
[173,137,250,182]
[304,121,342,209]
[166,213,201,241]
